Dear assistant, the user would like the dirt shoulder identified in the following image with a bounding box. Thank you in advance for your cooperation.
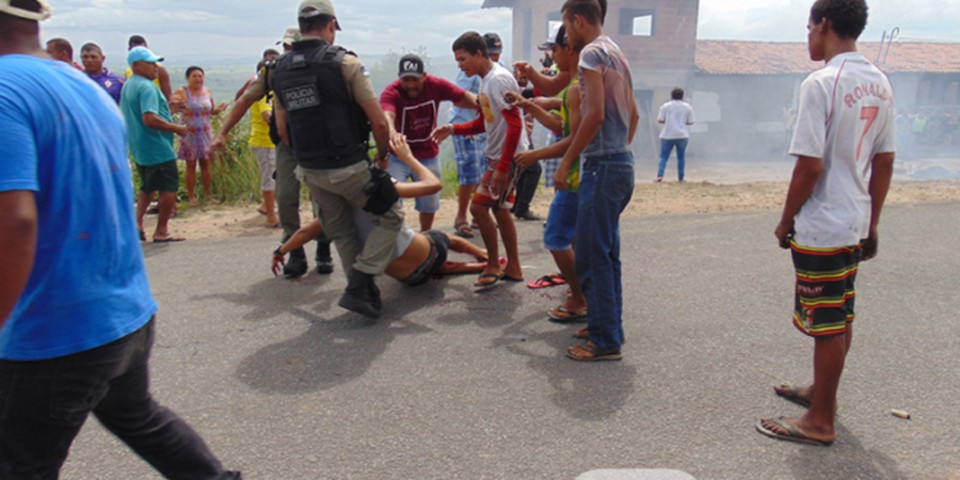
[143,180,960,242]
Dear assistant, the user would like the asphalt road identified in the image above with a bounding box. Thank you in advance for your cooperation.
[60,201,960,479]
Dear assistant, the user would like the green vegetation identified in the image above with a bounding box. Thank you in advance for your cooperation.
[205,115,263,204]
[143,47,467,207]
[131,114,266,208]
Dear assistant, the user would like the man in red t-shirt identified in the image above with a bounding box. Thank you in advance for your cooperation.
[380,54,478,231]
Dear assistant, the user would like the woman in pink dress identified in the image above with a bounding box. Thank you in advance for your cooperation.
[171,66,226,204]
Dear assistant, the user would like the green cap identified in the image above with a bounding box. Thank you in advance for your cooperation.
[277,26,301,46]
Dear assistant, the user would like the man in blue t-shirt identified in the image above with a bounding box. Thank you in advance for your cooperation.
[0,4,238,478]
[121,45,188,243]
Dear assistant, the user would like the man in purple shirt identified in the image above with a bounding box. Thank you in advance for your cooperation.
[80,42,124,104]
[380,53,477,231]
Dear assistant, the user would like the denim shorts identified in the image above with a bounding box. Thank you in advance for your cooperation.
[453,135,487,185]
[544,189,578,251]
[386,155,441,213]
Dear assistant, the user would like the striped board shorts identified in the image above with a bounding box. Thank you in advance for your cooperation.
[790,241,861,337]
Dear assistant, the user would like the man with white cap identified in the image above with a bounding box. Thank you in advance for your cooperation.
[0,1,240,477]
[380,53,477,231]
[271,0,398,318]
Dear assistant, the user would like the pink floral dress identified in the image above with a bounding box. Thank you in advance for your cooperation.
[178,87,214,161]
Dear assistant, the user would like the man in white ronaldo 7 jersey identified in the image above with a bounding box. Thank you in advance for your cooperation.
[757,0,895,446]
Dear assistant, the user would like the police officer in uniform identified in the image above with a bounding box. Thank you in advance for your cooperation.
[272,0,399,318]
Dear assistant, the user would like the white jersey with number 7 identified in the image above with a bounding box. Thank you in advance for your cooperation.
[789,51,896,249]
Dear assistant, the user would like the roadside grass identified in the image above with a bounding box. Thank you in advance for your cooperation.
[132,113,463,207]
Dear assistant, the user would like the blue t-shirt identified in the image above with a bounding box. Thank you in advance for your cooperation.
[121,74,176,166]
[449,69,481,124]
[88,67,125,104]
[0,55,157,361]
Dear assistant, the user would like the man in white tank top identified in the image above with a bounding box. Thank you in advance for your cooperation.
[758,0,895,447]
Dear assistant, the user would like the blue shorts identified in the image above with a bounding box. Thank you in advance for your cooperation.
[453,134,487,185]
[543,189,578,251]
[386,154,441,213]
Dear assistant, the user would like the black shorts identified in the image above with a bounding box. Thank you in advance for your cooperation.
[400,230,450,286]
[138,160,179,193]
[790,241,861,337]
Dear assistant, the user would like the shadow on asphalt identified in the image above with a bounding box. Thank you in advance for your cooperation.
[431,281,523,329]
[491,312,638,421]
[215,273,530,396]
[787,423,907,479]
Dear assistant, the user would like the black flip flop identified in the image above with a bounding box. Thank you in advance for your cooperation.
[474,272,501,289]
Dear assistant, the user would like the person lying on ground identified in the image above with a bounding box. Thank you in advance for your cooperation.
[272,135,496,286]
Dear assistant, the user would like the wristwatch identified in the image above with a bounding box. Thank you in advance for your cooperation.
[273,246,284,257]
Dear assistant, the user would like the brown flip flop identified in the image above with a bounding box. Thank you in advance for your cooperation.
[153,236,186,243]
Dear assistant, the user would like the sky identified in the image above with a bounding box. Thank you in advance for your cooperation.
[39,0,960,68]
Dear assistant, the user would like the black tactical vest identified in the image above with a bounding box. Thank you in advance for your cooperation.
[271,39,370,169]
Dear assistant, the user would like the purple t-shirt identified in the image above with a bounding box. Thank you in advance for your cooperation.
[380,74,465,159]
[87,68,125,104]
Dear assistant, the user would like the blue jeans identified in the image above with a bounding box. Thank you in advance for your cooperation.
[575,153,635,350]
[544,189,578,251]
[386,155,441,213]
[658,138,689,181]
[0,319,239,480]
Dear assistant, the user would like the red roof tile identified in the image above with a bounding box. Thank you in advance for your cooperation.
[696,40,960,75]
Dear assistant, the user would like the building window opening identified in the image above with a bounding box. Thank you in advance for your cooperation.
[632,15,652,36]
[547,20,563,38]
[620,8,654,37]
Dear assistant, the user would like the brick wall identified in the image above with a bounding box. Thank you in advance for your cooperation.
[507,0,700,86]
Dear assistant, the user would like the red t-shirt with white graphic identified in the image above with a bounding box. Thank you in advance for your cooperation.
[380,74,465,159]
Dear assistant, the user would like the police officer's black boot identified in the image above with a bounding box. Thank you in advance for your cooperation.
[315,238,334,275]
[283,247,308,279]
[339,269,380,318]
